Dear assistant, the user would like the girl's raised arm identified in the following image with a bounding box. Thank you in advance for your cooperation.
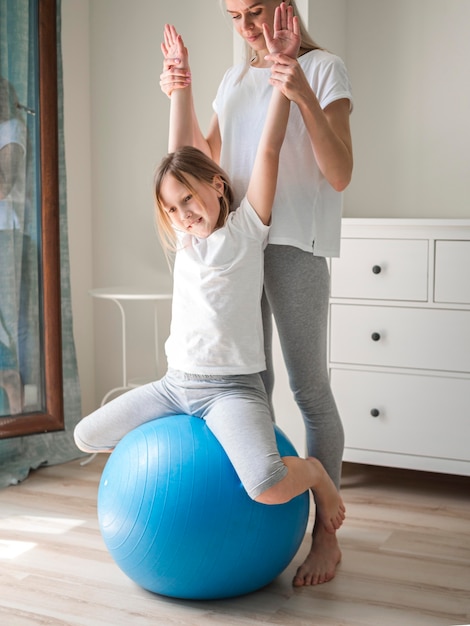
[246,3,300,226]
[160,25,216,159]
[162,25,194,153]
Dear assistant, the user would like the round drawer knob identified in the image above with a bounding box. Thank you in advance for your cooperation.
[371,332,381,341]
[370,408,380,418]
[372,265,382,274]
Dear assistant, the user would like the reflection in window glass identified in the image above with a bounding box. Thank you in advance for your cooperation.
[0,0,44,416]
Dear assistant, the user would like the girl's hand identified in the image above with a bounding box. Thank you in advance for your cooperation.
[263,2,300,59]
[264,3,303,102]
[160,24,191,97]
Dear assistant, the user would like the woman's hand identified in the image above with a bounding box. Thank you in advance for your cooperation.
[266,52,311,102]
[160,24,191,98]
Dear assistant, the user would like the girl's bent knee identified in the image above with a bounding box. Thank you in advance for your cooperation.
[254,481,291,506]
[73,428,89,453]
[73,422,103,453]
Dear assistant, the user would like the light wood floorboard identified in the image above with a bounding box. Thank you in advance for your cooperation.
[0,457,469,626]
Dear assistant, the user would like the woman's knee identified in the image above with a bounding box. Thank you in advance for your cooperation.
[291,373,337,419]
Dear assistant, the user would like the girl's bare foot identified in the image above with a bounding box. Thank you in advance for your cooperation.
[293,522,342,586]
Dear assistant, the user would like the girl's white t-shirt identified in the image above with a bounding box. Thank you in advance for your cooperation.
[214,49,353,258]
[165,197,270,375]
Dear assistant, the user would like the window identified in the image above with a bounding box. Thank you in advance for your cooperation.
[0,0,63,438]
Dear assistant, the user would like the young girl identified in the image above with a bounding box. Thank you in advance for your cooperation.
[74,4,344,534]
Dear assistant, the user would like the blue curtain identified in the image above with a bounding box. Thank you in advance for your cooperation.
[0,0,83,487]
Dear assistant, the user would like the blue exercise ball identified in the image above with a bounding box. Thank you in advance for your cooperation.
[97,414,309,600]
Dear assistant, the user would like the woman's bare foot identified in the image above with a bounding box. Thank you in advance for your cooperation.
[293,522,342,586]
[307,456,345,533]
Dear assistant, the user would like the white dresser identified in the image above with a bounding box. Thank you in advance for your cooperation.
[328,219,470,476]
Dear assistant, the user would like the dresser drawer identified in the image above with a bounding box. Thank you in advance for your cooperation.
[329,304,470,372]
[434,240,470,304]
[331,238,428,301]
[330,368,469,461]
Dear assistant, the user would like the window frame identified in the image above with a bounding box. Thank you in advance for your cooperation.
[0,0,64,439]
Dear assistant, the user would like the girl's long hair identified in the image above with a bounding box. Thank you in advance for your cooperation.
[154,146,234,261]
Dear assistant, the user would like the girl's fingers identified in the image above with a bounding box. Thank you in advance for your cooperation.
[262,23,272,47]
[293,14,300,37]
[164,23,178,46]
[162,24,186,59]
[274,2,292,32]
[163,25,172,48]
[273,4,281,32]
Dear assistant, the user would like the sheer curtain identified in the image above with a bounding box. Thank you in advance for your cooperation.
[0,0,83,487]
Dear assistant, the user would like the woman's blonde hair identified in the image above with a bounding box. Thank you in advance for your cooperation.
[154,146,234,260]
[219,0,322,78]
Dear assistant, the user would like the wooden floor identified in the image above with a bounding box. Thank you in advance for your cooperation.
[0,455,469,626]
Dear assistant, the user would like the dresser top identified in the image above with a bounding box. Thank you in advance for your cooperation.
[342,217,470,227]
[341,218,470,239]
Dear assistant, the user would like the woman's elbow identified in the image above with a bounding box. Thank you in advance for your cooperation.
[330,160,353,192]
[330,171,352,192]
[333,177,351,193]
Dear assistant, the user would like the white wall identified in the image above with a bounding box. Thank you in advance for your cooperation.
[310,0,347,58]
[62,0,94,416]
[62,1,470,430]
[343,0,470,218]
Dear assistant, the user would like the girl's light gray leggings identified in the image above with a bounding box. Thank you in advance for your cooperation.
[74,368,287,500]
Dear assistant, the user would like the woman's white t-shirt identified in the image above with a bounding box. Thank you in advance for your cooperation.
[214,50,352,258]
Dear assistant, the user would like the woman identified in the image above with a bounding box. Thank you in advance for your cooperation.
[160,0,353,586]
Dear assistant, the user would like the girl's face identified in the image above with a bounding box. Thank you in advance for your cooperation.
[159,173,223,239]
[224,1,279,54]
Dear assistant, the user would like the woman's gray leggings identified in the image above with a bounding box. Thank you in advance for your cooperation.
[261,244,344,489]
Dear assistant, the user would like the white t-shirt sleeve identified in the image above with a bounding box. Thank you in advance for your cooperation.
[312,54,353,112]
[229,196,270,243]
